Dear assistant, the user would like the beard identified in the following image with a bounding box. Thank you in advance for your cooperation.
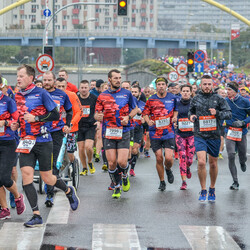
[111,82,120,89]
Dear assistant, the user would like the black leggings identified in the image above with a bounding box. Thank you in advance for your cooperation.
[0,139,16,188]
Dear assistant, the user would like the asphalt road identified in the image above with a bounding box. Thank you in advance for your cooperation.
[1,136,250,250]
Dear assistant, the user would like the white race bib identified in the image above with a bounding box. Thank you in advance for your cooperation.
[82,105,90,117]
[155,116,170,129]
[0,125,5,136]
[227,127,242,141]
[178,118,193,132]
[106,127,123,140]
[199,116,217,131]
[16,135,36,154]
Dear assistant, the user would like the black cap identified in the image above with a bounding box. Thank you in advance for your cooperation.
[132,81,139,86]
[168,82,178,88]
[96,79,104,88]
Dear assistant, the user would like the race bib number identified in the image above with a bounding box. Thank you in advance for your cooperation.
[82,105,90,117]
[178,118,193,132]
[106,127,123,140]
[16,135,36,154]
[227,127,242,141]
[199,116,217,131]
[0,125,5,136]
[133,114,142,121]
[155,116,170,129]
[54,100,60,112]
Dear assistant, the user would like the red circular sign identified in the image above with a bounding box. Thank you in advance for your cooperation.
[36,54,54,73]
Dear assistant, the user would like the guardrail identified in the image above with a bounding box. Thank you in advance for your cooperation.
[0,29,228,40]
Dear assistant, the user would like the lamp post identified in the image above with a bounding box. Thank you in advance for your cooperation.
[84,37,95,69]
[10,56,29,65]
[77,18,96,85]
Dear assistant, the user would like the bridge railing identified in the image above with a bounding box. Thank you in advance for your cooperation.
[0,29,228,40]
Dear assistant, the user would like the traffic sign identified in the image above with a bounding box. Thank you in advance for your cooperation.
[43,9,51,17]
[36,54,54,73]
[178,77,188,85]
[195,62,204,73]
[176,63,188,76]
[194,50,206,63]
[168,71,179,82]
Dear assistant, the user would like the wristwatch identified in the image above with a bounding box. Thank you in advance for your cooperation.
[35,116,39,122]
[129,115,132,120]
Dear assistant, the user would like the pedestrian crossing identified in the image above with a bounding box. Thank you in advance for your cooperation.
[0,192,242,250]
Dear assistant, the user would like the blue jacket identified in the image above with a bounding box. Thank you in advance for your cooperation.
[225,94,250,135]
[90,88,100,97]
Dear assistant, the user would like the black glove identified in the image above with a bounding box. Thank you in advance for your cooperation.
[232,120,245,128]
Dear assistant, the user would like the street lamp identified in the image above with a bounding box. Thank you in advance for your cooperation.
[77,18,96,85]
[84,37,95,68]
[10,56,29,65]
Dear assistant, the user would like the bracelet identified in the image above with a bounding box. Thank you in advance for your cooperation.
[129,115,132,120]
[4,120,8,126]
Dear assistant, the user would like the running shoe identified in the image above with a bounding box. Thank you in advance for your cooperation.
[199,189,207,202]
[9,192,16,209]
[208,187,216,202]
[112,188,121,199]
[24,214,43,227]
[180,181,187,190]
[102,164,108,171]
[218,153,223,159]
[108,182,115,190]
[129,169,135,177]
[45,195,54,207]
[15,193,26,215]
[95,153,100,163]
[240,163,246,172]
[122,175,130,192]
[66,186,80,211]
[230,182,239,190]
[88,163,96,174]
[93,147,96,158]
[0,208,11,220]
[158,180,166,191]
[186,168,192,179]
[144,150,150,158]
[80,168,88,176]
[165,169,174,184]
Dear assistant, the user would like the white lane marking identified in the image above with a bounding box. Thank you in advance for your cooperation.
[0,222,45,250]
[46,191,70,224]
[92,224,141,250]
[180,225,241,250]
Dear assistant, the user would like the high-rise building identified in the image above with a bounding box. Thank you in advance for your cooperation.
[0,0,157,33]
[157,0,250,32]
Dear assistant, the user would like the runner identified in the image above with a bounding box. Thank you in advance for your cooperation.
[95,69,137,198]
[42,71,73,207]
[77,80,98,176]
[55,77,82,167]
[225,81,250,190]
[175,84,195,190]
[0,80,25,220]
[14,65,79,227]
[189,75,232,202]
[143,77,178,191]
[130,85,145,176]
[58,69,78,93]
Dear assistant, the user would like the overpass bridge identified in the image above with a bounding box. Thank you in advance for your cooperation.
[0,30,228,49]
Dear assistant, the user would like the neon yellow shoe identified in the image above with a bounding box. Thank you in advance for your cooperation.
[218,153,223,159]
[88,162,96,174]
[112,188,121,198]
[93,147,96,157]
[102,164,108,171]
[95,153,100,163]
[80,168,88,176]
[122,175,130,192]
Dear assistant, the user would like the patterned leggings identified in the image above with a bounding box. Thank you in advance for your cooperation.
[175,134,195,176]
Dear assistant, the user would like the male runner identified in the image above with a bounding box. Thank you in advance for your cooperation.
[189,75,232,202]
[95,69,137,198]
[15,65,79,227]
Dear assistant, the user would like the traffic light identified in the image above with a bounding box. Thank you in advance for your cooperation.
[118,0,127,16]
[187,51,194,73]
[43,46,53,57]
